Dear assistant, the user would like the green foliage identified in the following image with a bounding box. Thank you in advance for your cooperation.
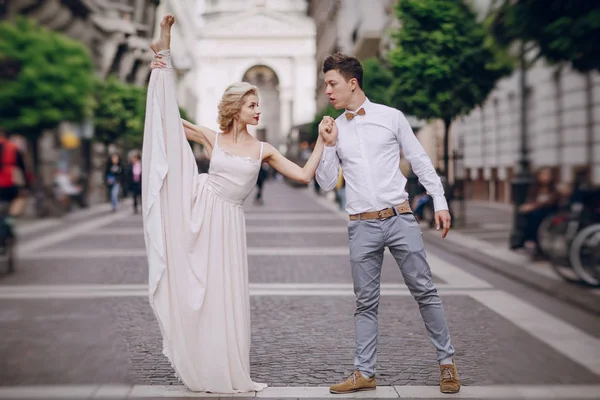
[386,0,512,173]
[388,0,512,123]
[362,57,394,106]
[489,0,600,72]
[0,17,95,138]
[93,76,146,149]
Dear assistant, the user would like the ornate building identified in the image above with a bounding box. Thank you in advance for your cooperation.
[196,0,316,153]
[3,0,158,86]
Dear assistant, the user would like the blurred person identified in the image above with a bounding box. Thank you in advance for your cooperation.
[412,185,432,221]
[127,153,142,214]
[335,166,346,211]
[105,153,124,212]
[566,168,592,206]
[299,140,311,162]
[315,53,458,394]
[196,151,210,174]
[144,15,326,394]
[253,163,268,205]
[53,167,84,211]
[70,165,88,208]
[0,130,30,235]
[311,140,322,194]
[513,167,559,258]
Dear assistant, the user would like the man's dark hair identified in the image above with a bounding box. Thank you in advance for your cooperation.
[323,52,363,89]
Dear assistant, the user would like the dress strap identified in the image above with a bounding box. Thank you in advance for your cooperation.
[259,142,264,161]
[214,131,219,149]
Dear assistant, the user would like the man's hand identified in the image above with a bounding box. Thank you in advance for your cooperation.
[434,210,451,238]
[319,116,338,146]
[519,203,535,213]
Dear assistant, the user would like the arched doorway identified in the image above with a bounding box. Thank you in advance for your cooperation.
[242,65,280,147]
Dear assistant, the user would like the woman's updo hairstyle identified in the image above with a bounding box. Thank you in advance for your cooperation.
[217,82,259,132]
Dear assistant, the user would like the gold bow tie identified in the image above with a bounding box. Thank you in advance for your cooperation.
[345,107,366,120]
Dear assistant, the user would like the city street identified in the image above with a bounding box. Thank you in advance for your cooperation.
[0,180,599,399]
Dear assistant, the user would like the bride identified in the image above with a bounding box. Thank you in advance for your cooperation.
[143,14,330,393]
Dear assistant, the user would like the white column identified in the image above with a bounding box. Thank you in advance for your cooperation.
[279,87,293,153]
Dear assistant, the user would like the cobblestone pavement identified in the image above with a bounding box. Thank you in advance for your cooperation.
[0,179,599,399]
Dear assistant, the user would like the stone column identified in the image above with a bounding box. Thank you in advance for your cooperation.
[97,33,124,78]
[117,51,137,82]
[279,87,293,152]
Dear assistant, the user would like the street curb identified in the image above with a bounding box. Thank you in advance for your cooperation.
[422,231,600,316]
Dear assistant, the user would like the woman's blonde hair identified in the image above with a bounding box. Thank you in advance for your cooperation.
[217,82,259,132]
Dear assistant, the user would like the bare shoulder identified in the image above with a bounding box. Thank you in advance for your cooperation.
[261,142,281,160]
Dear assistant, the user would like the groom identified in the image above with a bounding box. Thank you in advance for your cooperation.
[316,53,460,394]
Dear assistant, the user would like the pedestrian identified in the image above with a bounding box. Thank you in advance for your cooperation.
[105,154,123,212]
[144,15,327,393]
[128,153,142,214]
[254,163,268,205]
[513,167,559,258]
[335,166,346,211]
[315,53,459,395]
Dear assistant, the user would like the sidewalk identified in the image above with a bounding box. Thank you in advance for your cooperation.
[422,200,600,316]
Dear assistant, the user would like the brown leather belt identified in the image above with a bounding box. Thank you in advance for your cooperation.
[349,201,412,221]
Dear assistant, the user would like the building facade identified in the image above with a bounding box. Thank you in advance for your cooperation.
[195,0,316,153]
[3,0,159,86]
[451,62,600,203]
[447,0,600,203]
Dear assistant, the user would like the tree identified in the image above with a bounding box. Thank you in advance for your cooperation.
[489,0,600,73]
[93,76,146,152]
[387,0,512,175]
[0,17,95,170]
[362,57,394,106]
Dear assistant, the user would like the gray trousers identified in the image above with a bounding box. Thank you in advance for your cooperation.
[348,213,455,377]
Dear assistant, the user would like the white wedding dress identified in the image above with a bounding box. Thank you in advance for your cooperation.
[141,50,267,393]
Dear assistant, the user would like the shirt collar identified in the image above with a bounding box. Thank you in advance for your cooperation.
[345,97,371,115]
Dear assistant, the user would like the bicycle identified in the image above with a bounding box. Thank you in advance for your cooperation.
[547,188,600,284]
[569,223,600,287]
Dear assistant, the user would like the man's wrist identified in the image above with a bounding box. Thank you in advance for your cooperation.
[432,196,449,212]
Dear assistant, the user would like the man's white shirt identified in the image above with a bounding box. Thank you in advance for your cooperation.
[315,98,448,214]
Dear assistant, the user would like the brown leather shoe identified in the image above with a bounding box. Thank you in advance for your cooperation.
[440,361,460,393]
[329,371,376,394]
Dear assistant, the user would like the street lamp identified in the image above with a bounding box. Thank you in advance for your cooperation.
[452,136,466,227]
[509,42,534,248]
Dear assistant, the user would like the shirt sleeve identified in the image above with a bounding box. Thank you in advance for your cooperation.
[315,144,340,192]
[395,110,448,212]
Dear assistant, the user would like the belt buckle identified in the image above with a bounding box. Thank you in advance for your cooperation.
[378,210,388,221]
